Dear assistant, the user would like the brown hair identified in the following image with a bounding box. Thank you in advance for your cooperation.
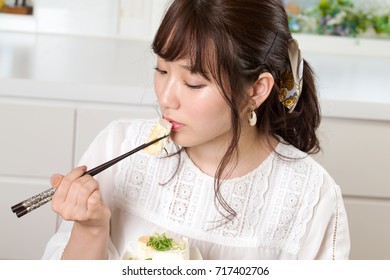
[152,0,321,221]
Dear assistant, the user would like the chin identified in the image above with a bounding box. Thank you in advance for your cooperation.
[169,133,197,148]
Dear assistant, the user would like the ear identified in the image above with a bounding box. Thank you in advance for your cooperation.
[249,72,274,108]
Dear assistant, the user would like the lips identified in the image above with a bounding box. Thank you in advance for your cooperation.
[164,117,184,131]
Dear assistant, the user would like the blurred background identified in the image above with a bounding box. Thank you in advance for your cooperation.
[0,0,389,260]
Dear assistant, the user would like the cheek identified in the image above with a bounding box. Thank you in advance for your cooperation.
[191,96,231,129]
[209,93,231,121]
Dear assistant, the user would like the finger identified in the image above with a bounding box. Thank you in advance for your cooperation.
[65,165,88,179]
[63,177,84,210]
[52,174,93,220]
[75,176,100,217]
[55,166,87,203]
[50,174,64,189]
[86,190,102,219]
[61,173,95,209]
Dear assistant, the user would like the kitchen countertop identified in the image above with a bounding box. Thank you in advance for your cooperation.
[1,31,389,121]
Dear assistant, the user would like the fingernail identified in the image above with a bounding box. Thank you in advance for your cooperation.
[52,174,61,187]
[79,165,87,171]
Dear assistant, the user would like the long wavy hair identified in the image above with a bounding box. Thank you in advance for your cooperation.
[152,0,321,222]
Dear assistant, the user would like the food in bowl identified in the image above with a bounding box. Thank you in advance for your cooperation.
[128,232,190,260]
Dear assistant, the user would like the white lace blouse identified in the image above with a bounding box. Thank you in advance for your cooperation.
[42,119,350,260]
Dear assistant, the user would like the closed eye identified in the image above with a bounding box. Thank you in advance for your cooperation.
[154,66,167,75]
[184,82,206,89]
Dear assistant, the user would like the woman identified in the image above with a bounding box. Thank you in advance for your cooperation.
[42,0,350,260]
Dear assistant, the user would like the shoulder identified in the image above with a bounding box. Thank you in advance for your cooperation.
[267,142,340,212]
[273,142,341,211]
[273,142,336,189]
[265,142,345,254]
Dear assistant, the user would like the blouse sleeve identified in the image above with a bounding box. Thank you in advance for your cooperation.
[298,176,351,260]
[41,120,131,260]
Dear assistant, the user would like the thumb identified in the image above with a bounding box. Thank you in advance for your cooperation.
[50,174,64,189]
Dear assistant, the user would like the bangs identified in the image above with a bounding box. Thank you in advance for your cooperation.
[152,3,215,81]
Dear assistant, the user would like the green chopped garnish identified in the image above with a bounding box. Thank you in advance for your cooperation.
[146,232,185,251]
[147,232,173,251]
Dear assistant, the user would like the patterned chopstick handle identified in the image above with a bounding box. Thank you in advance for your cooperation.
[24,188,55,208]
[16,192,54,218]
[11,188,55,216]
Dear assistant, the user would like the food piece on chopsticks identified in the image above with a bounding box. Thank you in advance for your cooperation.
[143,118,172,155]
[135,232,190,260]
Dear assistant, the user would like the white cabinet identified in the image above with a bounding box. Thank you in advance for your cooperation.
[0,99,75,259]
[314,117,390,259]
[0,100,75,177]
[316,117,390,198]
[344,198,390,260]
[0,98,157,259]
[74,104,156,164]
[0,179,57,260]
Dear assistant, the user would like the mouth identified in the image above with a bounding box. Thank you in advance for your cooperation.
[164,117,184,131]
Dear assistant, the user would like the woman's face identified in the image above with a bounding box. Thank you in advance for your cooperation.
[154,56,232,148]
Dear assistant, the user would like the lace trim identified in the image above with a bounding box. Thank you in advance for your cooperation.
[332,185,340,260]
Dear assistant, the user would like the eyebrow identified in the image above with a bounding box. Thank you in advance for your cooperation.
[179,63,193,72]
[177,60,212,81]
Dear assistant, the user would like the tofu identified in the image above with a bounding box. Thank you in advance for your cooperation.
[143,119,172,155]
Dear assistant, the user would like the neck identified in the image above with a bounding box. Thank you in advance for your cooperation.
[185,126,277,179]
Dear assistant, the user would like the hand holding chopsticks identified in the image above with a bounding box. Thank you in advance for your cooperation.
[11,134,169,218]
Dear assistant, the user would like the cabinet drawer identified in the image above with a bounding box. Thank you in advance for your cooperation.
[344,197,390,259]
[0,178,57,260]
[315,117,390,198]
[0,101,75,177]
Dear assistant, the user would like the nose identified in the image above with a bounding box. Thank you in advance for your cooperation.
[155,74,180,110]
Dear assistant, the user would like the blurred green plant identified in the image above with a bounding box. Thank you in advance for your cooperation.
[287,0,390,38]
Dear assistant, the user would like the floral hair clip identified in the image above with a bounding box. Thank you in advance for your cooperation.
[279,38,303,113]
